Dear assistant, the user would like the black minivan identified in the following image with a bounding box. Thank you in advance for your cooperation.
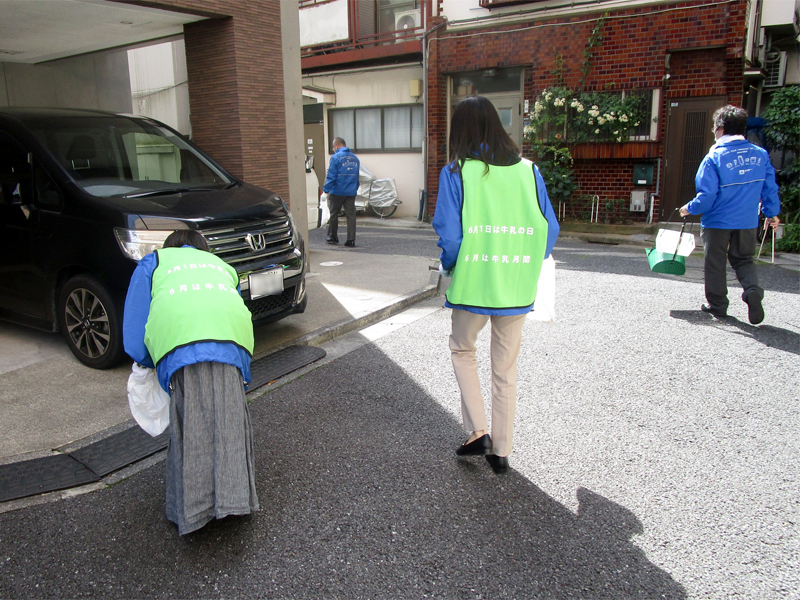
[0,108,307,369]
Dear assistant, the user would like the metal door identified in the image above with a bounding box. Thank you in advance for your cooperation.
[483,92,523,149]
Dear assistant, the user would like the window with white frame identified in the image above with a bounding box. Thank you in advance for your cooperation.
[329,104,423,152]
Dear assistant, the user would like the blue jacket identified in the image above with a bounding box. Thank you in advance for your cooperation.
[433,159,560,316]
[323,147,360,196]
[123,248,252,393]
[685,137,780,229]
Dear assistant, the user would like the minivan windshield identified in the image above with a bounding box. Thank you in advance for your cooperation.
[28,115,234,198]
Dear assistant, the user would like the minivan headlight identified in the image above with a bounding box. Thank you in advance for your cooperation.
[114,228,172,261]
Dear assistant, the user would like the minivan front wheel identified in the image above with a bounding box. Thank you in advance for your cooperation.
[58,275,125,369]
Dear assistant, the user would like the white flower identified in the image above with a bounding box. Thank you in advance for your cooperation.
[598,117,606,125]
[595,129,601,134]
[620,114,629,123]
[576,105,584,112]
[588,118,594,125]
[604,113,615,121]
[634,121,640,127]
[613,130,619,135]
[588,109,600,118]
[592,105,599,110]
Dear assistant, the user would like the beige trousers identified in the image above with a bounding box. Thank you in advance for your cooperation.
[449,309,527,457]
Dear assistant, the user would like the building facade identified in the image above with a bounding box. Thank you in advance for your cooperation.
[301,0,798,223]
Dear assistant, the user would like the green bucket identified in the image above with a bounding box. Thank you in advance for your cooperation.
[646,247,686,275]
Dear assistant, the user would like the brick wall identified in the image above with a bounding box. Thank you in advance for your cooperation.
[426,0,748,222]
[114,1,291,200]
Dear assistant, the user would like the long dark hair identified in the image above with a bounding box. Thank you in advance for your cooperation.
[163,229,210,252]
[448,95,519,173]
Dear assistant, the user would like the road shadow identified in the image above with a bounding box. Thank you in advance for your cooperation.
[670,310,800,356]
[0,342,686,599]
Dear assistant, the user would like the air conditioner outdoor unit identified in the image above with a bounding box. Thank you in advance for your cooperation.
[395,9,421,34]
[764,51,787,87]
[630,190,648,212]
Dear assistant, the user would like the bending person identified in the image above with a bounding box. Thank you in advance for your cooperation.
[123,230,259,535]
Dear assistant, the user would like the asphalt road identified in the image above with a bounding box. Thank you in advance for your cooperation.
[0,232,797,599]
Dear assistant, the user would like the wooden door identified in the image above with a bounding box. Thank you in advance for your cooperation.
[661,96,726,221]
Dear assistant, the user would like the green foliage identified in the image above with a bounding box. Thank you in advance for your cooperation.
[530,143,576,205]
[763,86,800,152]
[525,87,649,144]
[762,86,800,224]
[777,223,800,253]
[579,15,607,90]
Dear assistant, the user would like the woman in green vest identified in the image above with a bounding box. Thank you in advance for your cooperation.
[433,96,559,474]
[123,230,258,534]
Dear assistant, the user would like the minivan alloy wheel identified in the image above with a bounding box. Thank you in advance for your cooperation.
[58,275,125,369]
[64,288,111,359]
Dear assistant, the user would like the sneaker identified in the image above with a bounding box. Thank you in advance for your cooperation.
[744,292,764,325]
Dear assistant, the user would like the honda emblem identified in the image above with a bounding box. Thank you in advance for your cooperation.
[245,233,267,251]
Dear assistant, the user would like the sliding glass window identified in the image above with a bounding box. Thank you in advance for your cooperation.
[329,105,423,152]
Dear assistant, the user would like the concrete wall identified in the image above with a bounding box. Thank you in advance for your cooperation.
[307,65,425,218]
[0,50,131,112]
[128,40,191,135]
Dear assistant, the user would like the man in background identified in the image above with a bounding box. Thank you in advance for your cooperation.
[680,105,781,325]
[324,137,360,247]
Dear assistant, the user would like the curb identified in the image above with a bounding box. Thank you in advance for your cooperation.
[257,276,442,358]
[0,277,443,511]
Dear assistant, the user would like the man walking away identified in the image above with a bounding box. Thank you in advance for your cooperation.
[324,137,360,247]
[680,105,781,324]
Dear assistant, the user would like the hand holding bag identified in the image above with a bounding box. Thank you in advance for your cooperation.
[530,254,556,322]
[127,363,170,436]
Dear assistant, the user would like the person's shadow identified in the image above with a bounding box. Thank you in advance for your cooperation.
[670,310,800,356]
[0,340,687,599]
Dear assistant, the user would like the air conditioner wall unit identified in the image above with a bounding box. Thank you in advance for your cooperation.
[395,9,421,33]
[764,51,787,87]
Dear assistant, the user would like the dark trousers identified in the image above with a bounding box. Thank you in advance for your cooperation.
[701,227,761,313]
[327,194,356,243]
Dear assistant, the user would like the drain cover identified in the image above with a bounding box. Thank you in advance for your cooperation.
[249,345,326,390]
[0,454,99,503]
[70,426,169,477]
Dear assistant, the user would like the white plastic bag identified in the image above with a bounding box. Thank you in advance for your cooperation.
[127,363,170,436]
[529,255,556,322]
[319,192,330,227]
[655,228,695,257]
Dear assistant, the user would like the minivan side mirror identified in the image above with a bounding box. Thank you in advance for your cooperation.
[1,181,23,205]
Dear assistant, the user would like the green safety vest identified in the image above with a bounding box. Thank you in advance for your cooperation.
[145,247,254,365]
[446,158,548,309]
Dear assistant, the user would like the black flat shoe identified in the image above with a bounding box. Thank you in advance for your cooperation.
[701,304,727,318]
[456,434,492,456]
[744,292,764,325]
[344,240,356,247]
[326,237,339,244]
[486,454,509,474]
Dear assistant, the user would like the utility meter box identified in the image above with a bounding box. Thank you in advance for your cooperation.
[630,190,649,212]
[633,163,654,186]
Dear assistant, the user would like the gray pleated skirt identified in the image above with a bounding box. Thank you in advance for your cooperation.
[165,361,259,535]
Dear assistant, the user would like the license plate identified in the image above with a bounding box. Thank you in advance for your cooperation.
[249,267,283,299]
